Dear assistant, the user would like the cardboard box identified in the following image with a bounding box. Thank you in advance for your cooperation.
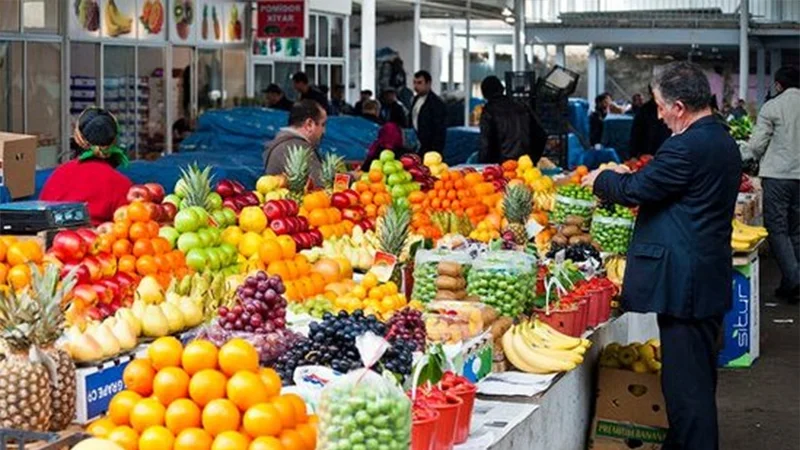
[74,346,147,424]
[719,250,760,367]
[589,368,668,450]
[0,133,37,199]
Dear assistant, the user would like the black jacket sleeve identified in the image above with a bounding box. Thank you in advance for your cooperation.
[589,112,604,146]
[629,109,647,158]
[479,107,495,163]
[431,96,448,152]
[529,109,547,164]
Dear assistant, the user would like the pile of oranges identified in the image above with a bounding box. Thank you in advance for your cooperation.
[352,176,392,220]
[300,192,353,239]
[99,201,189,287]
[0,237,44,290]
[88,337,316,450]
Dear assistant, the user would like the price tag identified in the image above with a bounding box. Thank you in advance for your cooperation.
[525,218,545,240]
[334,173,352,192]
[369,251,398,282]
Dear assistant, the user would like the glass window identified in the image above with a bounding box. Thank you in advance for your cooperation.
[138,47,165,157]
[319,64,329,89]
[0,0,20,32]
[306,15,317,57]
[23,0,59,34]
[172,46,194,150]
[275,62,301,101]
[331,17,344,57]
[69,43,100,139]
[198,49,222,112]
[103,45,136,158]
[27,42,61,167]
[223,48,246,107]
[254,64,273,104]
[305,64,316,85]
[0,41,24,133]
[319,16,329,58]
[331,64,343,90]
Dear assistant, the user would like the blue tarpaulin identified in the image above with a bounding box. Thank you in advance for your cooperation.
[569,98,590,141]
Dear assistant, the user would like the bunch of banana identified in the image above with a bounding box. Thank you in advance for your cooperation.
[599,339,661,373]
[501,319,592,374]
[533,191,556,212]
[605,256,626,286]
[731,219,768,253]
[105,0,133,36]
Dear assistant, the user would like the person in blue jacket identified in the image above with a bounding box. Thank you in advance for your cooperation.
[583,61,741,450]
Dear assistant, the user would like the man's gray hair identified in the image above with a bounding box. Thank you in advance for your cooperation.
[652,61,712,112]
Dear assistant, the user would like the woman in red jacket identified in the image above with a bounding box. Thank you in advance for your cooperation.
[40,108,133,225]
[361,99,406,171]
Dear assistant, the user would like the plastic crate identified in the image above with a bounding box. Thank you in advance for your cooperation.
[0,428,87,450]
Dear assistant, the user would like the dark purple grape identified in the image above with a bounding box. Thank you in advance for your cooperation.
[255,327,265,334]
[264,289,277,303]
[218,306,229,316]
[241,312,251,322]
[242,286,255,297]
[264,322,275,332]
[245,325,254,332]
[245,303,257,313]
[274,318,286,328]
[235,319,244,329]
[232,305,243,315]
[257,281,269,292]
[254,291,264,301]
[257,271,268,281]
[226,312,237,321]
[275,283,286,294]
[251,315,263,327]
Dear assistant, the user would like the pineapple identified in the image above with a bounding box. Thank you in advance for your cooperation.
[178,163,214,209]
[378,203,411,287]
[32,264,79,431]
[502,184,534,245]
[320,152,345,193]
[284,145,311,202]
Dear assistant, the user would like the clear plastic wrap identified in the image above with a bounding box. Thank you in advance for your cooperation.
[411,249,473,304]
[590,213,635,254]
[466,251,537,317]
[195,321,303,365]
[424,301,498,344]
[550,185,596,225]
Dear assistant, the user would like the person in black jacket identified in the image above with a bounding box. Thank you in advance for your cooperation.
[629,86,671,157]
[583,62,741,450]
[410,70,448,154]
[353,90,372,116]
[478,76,546,164]
[589,94,609,146]
[380,88,409,128]
[292,72,330,113]
[264,84,294,111]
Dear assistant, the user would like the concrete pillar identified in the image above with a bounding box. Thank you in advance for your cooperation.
[448,26,455,91]
[739,0,749,101]
[361,0,376,94]
[597,48,606,95]
[488,45,497,73]
[770,48,782,80]
[756,45,766,106]
[587,47,598,110]
[513,0,525,71]
[413,0,421,73]
[464,0,472,126]
[555,44,566,67]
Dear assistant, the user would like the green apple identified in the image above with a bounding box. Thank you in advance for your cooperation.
[158,227,180,249]
[391,184,406,198]
[205,248,222,270]
[222,208,237,226]
[163,194,181,206]
[207,192,223,210]
[370,160,383,172]
[383,163,398,175]
[177,232,202,253]
[185,248,209,271]
[174,209,202,233]
[387,173,403,186]
[197,228,214,247]
[379,149,395,163]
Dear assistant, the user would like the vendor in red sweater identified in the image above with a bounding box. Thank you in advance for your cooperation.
[40,108,133,225]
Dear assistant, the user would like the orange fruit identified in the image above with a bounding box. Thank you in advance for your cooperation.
[123,359,156,396]
[148,337,184,370]
[278,429,305,450]
[271,396,297,430]
[202,399,241,437]
[295,423,316,450]
[309,273,326,294]
[258,368,282,398]
[127,202,151,222]
[294,255,311,276]
[138,426,174,450]
[165,398,202,435]
[0,263,8,284]
[153,366,190,406]
[129,222,149,241]
[182,340,219,375]
[249,436,285,450]
[258,240,282,265]
[107,425,139,450]
[243,403,282,438]
[0,240,7,261]
[218,339,259,376]
[282,394,308,424]
[87,417,116,438]
[133,239,155,258]
[108,390,143,425]
[284,261,298,281]
[368,170,383,183]
[113,239,133,257]
[145,220,161,239]
[6,243,30,267]
[7,264,31,290]
[189,369,228,407]
[151,237,171,255]
[276,236,296,260]
[227,371,269,411]
[174,428,213,450]
[136,255,159,276]
[307,209,327,227]
[130,397,166,432]
[113,220,132,240]
[211,431,251,450]
[118,255,137,274]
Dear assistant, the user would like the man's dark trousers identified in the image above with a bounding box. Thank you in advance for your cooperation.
[658,314,723,450]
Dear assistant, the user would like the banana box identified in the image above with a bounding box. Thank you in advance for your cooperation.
[719,250,760,367]
[589,368,668,449]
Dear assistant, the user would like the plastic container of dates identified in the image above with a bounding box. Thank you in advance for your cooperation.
[424,301,498,344]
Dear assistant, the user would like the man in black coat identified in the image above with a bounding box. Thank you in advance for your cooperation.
[583,62,741,450]
[292,72,330,113]
[380,88,409,128]
[410,70,448,154]
[478,76,546,164]
[353,90,372,116]
[629,86,671,157]
[264,84,294,111]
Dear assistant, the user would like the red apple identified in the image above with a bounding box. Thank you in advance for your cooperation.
[99,278,121,303]
[143,183,166,203]
[342,208,363,222]
[263,201,284,221]
[222,198,240,213]
[296,216,309,232]
[85,306,103,321]
[270,218,290,235]
[242,192,260,206]
[61,262,91,285]
[76,229,98,250]
[145,202,163,223]
[282,199,299,217]
[126,185,152,203]
[96,222,114,235]
[95,252,117,278]
[231,180,246,195]
[72,284,99,307]
[91,283,112,304]
[51,230,88,261]
[160,203,178,222]
[343,189,360,207]
[216,180,235,198]
[309,229,323,246]
[82,256,102,282]
[97,303,114,318]
[330,192,349,209]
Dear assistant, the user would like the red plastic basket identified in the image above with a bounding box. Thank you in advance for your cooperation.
[536,303,583,337]
[411,409,440,450]
[451,384,477,444]
[586,288,604,327]
[430,395,463,450]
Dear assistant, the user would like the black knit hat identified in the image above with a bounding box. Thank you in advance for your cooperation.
[77,108,118,147]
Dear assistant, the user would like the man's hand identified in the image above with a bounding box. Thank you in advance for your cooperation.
[581,165,630,190]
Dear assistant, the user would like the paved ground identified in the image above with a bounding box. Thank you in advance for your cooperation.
[718,255,800,449]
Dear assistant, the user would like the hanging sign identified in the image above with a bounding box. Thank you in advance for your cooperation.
[256,0,306,38]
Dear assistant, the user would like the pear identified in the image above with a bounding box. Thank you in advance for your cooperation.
[136,275,164,304]
[66,325,83,342]
[69,333,104,362]
[90,323,121,357]
[111,319,137,351]
[103,317,117,328]
[142,305,170,337]
[131,301,146,321]
[178,298,204,328]
[165,292,184,304]
[116,308,141,337]
[159,302,186,334]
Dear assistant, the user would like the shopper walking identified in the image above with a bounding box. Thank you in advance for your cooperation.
[743,66,800,302]
[478,76,547,164]
[583,62,741,450]
[292,72,330,113]
[410,70,448,154]
[263,100,326,187]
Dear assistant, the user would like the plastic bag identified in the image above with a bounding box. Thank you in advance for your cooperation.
[590,214,634,254]
[467,251,537,317]
[551,194,596,225]
[317,332,412,450]
[195,321,303,365]
[411,249,473,304]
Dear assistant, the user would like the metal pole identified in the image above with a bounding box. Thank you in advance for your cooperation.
[555,44,565,67]
[413,0,421,73]
[488,45,496,73]
[464,0,471,126]
[587,47,597,111]
[513,0,525,71]
[597,48,606,95]
[739,0,749,101]
[448,26,454,91]
[344,15,351,102]
[361,0,377,94]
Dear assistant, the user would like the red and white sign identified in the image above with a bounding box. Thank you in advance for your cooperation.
[256,0,305,38]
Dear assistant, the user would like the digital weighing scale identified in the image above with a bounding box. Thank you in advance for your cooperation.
[0,201,90,234]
